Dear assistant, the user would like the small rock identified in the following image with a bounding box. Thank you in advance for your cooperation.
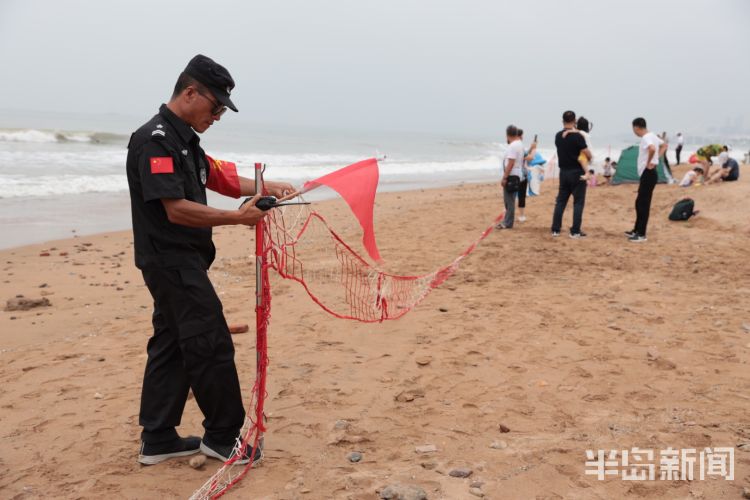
[470,481,484,489]
[415,444,437,454]
[189,454,206,469]
[348,451,362,463]
[39,252,50,257]
[490,440,507,449]
[498,424,510,433]
[742,486,750,499]
[469,488,484,498]
[438,307,448,312]
[97,357,105,362]
[449,468,473,478]
[646,348,660,360]
[38,283,48,288]
[379,483,428,500]
[738,443,750,452]
[300,488,311,494]
[333,419,349,430]
[415,356,432,366]
[59,252,68,256]
[94,392,104,399]
[5,296,51,311]
[395,388,425,402]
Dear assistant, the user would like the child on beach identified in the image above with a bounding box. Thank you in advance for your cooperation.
[587,169,597,187]
[602,157,613,184]
[562,116,593,181]
[679,166,703,187]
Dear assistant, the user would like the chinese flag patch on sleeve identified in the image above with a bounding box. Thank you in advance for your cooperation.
[150,157,174,174]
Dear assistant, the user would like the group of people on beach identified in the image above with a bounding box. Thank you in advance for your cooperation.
[497,110,693,242]
[679,144,740,187]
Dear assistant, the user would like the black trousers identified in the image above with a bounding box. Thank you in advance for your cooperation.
[634,168,658,237]
[675,145,683,164]
[517,178,528,208]
[139,267,245,445]
[551,169,587,234]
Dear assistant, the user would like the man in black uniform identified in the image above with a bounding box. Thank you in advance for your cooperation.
[126,54,293,465]
[550,110,592,238]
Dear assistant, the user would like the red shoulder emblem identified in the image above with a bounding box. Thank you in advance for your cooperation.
[150,157,174,174]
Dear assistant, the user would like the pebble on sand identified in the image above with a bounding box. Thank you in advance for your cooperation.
[189,455,207,469]
[415,356,432,366]
[415,444,437,454]
[5,296,51,312]
[379,483,428,500]
[449,468,473,478]
[348,451,362,463]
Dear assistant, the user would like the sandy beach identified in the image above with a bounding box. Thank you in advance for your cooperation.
[1,163,749,499]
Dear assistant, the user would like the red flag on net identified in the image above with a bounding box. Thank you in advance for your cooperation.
[303,158,382,263]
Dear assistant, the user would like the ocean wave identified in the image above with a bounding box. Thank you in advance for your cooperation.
[0,174,127,198]
[0,128,127,144]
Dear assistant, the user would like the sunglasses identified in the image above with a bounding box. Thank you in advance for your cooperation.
[195,88,227,117]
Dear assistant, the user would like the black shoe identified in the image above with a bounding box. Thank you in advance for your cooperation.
[624,230,637,237]
[569,231,587,239]
[201,437,263,465]
[138,435,201,465]
[629,234,647,243]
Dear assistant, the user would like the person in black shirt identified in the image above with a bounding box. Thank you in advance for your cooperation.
[551,110,592,238]
[127,54,293,466]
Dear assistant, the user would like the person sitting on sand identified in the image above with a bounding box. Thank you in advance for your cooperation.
[706,148,740,184]
[679,166,704,187]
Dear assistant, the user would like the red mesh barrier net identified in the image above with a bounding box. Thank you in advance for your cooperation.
[190,200,502,499]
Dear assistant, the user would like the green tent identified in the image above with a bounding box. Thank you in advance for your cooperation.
[611,145,668,185]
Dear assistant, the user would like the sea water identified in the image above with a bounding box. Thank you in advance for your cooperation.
[0,109,743,248]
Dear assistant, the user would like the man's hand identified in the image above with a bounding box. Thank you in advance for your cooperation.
[235,193,266,226]
[264,181,295,198]
[501,177,508,187]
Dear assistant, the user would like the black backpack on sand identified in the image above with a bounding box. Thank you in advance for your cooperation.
[669,198,696,221]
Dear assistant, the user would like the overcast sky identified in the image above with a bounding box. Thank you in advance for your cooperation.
[1,0,748,138]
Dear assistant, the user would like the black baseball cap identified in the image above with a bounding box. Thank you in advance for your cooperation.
[184,54,238,112]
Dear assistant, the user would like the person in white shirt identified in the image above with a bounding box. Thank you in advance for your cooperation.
[679,166,704,187]
[602,157,614,184]
[497,125,525,229]
[626,117,667,242]
[675,132,684,164]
